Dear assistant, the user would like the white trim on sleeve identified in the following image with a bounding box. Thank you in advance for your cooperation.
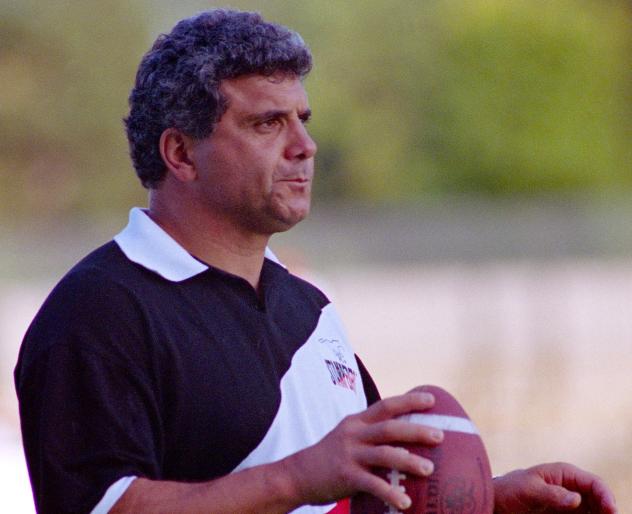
[90,476,137,514]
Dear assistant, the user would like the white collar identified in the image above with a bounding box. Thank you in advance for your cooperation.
[114,207,282,282]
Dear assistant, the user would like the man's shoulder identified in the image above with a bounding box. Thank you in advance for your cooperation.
[15,240,148,383]
[67,239,130,280]
[24,240,151,343]
[60,238,160,295]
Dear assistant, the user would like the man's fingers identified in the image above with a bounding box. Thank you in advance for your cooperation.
[532,484,581,510]
[558,465,618,512]
[354,466,412,512]
[362,417,444,446]
[360,392,435,423]
[537,463,618,513]
[359,445,435,478]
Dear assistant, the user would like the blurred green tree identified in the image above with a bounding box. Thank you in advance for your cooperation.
[252,0,632,199]
[0,0,149,222]
[423,0,632,195]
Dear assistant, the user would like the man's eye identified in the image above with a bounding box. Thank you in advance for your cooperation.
[259,118,280,128]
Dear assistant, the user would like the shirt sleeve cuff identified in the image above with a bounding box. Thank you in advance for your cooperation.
[90,475,137,514]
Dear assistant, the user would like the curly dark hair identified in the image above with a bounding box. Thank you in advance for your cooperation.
[124,9,312,188]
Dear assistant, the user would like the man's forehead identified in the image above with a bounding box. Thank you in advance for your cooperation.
[220,73,309,111]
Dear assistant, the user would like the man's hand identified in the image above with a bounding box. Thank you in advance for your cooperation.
[284,388,444,511]
[493,462,618,514]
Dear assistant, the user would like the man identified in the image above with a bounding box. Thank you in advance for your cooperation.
[15,9,617,514]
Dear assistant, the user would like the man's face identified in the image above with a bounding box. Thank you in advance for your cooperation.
[188,73,317,236]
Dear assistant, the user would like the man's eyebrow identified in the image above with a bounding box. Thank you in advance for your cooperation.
[242,108,312,124]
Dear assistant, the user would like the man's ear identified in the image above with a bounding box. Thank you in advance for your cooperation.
[159,128,197,182]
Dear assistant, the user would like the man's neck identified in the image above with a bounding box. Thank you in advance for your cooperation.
[147,200,269,291]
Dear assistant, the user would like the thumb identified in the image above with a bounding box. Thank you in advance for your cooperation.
[533,484,581,510]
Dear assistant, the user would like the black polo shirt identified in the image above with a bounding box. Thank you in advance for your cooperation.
[14,208,379,514]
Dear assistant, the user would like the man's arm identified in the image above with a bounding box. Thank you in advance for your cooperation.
[493,462,618,514]
[111,390,444,513]
[110,398,620,514]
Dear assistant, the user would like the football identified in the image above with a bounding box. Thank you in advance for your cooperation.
[351,385,493,514]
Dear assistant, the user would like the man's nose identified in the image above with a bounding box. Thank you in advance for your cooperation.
[285,120,317,160]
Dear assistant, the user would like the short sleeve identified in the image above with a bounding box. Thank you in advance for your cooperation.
[14,268,163,514]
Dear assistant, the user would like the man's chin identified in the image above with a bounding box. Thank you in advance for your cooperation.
[268,205,310,233]
[274,212,308,232]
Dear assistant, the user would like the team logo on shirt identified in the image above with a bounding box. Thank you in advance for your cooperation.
[324,359,357,392]
[319,337,358,392]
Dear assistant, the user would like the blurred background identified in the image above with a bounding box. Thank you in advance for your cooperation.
[1,0,631,511]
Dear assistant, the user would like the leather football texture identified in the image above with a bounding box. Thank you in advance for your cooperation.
[351,384,493,514]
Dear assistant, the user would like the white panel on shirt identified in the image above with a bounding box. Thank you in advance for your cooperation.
[233,303,368,514]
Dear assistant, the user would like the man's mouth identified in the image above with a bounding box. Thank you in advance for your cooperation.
[278,176,310,184]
